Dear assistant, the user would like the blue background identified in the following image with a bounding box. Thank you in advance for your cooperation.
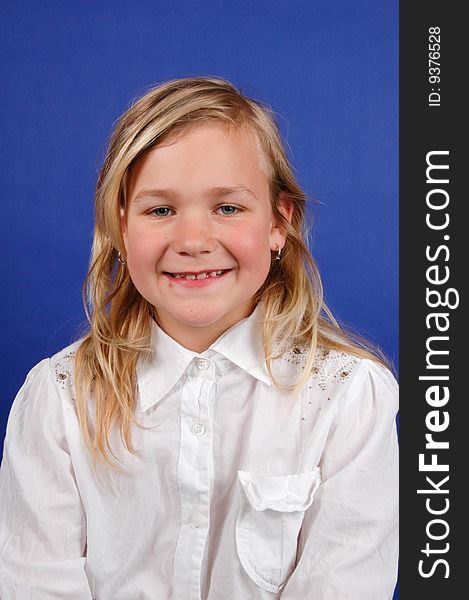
[1,1,398,595]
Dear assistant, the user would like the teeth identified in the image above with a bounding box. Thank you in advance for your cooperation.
[170,270,225,280]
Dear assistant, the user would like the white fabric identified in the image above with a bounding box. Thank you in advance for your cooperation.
[0,307,399,599]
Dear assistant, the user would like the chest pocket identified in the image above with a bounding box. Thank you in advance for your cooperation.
[235,469,321,593]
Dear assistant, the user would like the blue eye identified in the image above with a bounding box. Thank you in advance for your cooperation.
[152,207,172,217]
[218,205,238,215]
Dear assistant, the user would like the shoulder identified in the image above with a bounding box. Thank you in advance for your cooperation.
[4,342,85,458]
[2,344,75,440]
[11,341,82,415]
[349,357,398,398]
[276,345,398,410]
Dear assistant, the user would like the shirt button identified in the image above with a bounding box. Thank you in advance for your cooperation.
[196,358,209,370]
[191,423,206,437]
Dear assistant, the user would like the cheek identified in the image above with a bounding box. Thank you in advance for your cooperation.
[125,231,165,281]
[126,225,161,256]
[228,223,272,270]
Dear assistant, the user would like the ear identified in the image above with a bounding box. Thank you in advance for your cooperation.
[270,192,294,251]
[120,207,129,251]
[278,192,294,223]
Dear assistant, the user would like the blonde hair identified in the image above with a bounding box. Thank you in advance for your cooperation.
[75,76,388,468]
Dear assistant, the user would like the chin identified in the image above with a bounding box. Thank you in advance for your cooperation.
[180,311,229,329]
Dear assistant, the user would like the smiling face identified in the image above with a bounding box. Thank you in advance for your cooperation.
[121,123,291,352]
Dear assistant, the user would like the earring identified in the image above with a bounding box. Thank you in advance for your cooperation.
[117,250,126,265]
[275,246,282,260]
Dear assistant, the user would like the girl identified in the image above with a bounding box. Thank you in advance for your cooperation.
[0,77,398,599]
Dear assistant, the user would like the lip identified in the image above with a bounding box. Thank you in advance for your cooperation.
[162,268,233,288]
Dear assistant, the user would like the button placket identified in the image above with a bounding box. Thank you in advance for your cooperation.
[173,358,215,599]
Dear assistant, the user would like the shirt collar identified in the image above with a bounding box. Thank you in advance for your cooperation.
[136,304,271,412]
[208,304,271,387]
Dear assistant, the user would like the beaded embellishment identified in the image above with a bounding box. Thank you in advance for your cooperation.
[53,350,75,390]
[283,346,360,391]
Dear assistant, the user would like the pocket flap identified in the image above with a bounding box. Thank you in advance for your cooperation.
[238,468,321,512]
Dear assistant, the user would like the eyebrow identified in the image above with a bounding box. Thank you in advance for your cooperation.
[131,185,258,203]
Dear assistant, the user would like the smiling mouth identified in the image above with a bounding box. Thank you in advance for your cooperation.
[164,269,230,280]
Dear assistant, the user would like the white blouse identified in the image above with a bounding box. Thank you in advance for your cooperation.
[0,308,399,599]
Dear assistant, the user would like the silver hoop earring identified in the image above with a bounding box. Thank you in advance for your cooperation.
[275,246,282,261]
[117,251,126,265]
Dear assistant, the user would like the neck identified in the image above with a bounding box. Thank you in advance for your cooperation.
[154,304,256,352]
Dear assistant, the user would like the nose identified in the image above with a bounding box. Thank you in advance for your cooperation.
[171,213,217,256]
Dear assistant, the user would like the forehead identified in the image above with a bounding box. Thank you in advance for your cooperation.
[128,123,271,197]
[159,120,267,158]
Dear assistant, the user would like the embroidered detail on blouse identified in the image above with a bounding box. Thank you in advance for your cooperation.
[282,346,360,391]
[53,351,75,389]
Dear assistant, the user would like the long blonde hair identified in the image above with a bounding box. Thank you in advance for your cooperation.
[75,76,388,467]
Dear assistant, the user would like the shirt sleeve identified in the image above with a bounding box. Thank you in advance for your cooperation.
[0,359,93,600]
[281,359,399,600]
